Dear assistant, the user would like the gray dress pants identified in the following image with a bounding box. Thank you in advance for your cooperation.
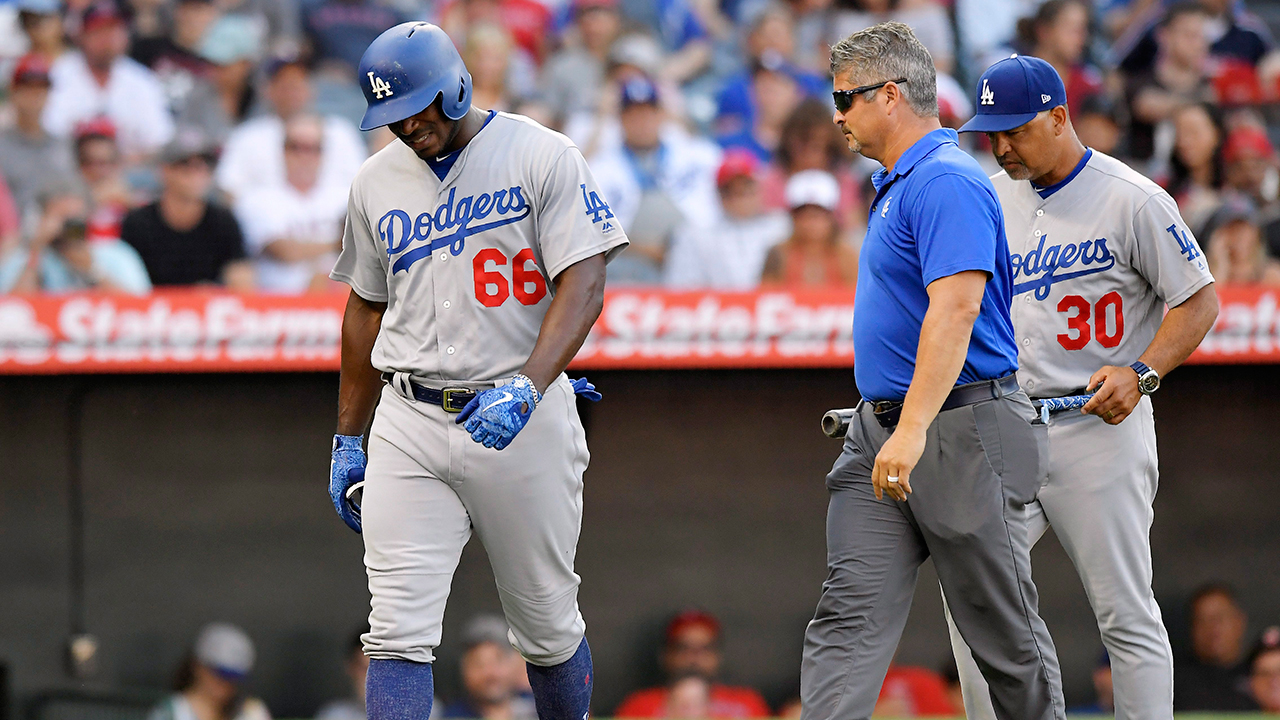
[799,390,1065,720]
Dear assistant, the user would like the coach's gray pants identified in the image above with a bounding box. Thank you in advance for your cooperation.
[800,391,1065,720]
[945,396,1173,720]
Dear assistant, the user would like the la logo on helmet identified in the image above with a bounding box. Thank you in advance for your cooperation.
[980,79,994,106]
[368,72,395,100]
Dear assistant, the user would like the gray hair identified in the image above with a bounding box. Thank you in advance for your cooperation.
[830,22,938,118]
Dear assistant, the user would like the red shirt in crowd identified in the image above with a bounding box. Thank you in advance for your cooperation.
[876,666,958,716]
[615,684,772,718]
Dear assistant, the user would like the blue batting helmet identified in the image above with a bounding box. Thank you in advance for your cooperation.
[356,22,472,131]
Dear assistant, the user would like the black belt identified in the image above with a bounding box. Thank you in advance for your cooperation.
[383,372,479,413]
[867,374,1020,429]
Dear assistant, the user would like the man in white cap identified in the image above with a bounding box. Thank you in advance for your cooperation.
[760,169,857,286]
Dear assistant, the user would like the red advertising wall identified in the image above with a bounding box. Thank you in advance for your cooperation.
[0,286,1275,373]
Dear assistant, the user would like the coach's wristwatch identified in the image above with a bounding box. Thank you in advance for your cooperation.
[1130,361,1160,395]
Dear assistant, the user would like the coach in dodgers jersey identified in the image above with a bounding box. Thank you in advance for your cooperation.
[326,23,628,720]
[946,55,1219,720]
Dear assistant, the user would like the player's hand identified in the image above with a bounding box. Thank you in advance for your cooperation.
[456,374,542,450]
[330,434,367,533]
[1081,365,1142,424]
[871,426,924,501]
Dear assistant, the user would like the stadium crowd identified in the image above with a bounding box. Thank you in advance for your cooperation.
[0,0,1279,294]
[151,593,1280,719]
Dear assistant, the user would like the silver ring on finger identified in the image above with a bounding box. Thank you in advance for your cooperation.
[887,475,900,484]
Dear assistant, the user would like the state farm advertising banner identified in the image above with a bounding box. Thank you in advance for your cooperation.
[0,287,1276,373]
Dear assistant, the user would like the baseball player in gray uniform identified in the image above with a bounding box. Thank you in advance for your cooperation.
[947,56,1219,719]
[326,23,627,720]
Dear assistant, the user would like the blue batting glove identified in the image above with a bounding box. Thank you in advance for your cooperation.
[330,434,366,533]
[455,374,542,451]
[570,377,602,402]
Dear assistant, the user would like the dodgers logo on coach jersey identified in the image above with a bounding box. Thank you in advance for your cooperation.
[378,186,531,273]
[1011,234,1115,300]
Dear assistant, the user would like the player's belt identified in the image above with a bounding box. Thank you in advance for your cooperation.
[382,372,482,413]
[866,373,1020,429]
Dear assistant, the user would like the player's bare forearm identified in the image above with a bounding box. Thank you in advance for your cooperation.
[520,253,607,394]
[337,290,387,436]
[1140,283,1219,376]
[872,271,986,500]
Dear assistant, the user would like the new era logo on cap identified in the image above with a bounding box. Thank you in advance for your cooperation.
[958,55,1067,134]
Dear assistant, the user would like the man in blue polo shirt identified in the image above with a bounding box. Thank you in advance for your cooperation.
[798,23,1064,720]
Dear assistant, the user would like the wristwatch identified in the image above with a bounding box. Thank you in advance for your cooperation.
[1130,361,1160,395]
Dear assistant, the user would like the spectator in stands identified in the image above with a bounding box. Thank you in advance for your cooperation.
[43,0,175,160]
[148,622,271,720]
[1222,124,1279,213]
[234,115,346,293]
[303,0,403,76]
[130,0,232,142]
[439,0,552,69]
[760,98,864,234]
[1072,93,1125,159]
[215,56,367,203]
[616,0,711,83]
[829,0,953,74]
[1201,0,1275,69]
[1068,651,1115,714]
[539,0,622,129]
[665,674,713,719]
[1125,2,1215,162]
[1175,583,1260,710]
[462,22,525,112]
[201,14,265,128]
[665,149,789,289]
[715,53,802,162]
[442,616,534,720]
[14,0,66,64]
[315,628,369,720]
[1250,626,1280,712]
[73,118,135,244]
[788,0,834,75]
[588,76,721,284]
[1165,102,1225,237]
[1205,194,1280,287]
[1018,0,1103,109]
[121,130,253,289]
[761,170,857,287]
[0,188,150,294]
[875,663,957,716]
[0,54,76,218]
[714,7,828,147]
[614,610,770,718]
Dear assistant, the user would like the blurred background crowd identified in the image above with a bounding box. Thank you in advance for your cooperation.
[1,0,1279,295]
[152,589,1280,718]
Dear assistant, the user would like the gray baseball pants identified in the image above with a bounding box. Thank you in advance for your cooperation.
[944,396,1173,720]
[800,390,1065,720]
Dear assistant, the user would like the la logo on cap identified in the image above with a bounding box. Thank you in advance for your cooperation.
[980,78,994,106]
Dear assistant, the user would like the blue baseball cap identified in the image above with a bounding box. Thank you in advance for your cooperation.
[620,76,659,108]
[958,55,1066,133]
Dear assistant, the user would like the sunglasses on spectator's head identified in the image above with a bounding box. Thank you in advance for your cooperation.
[833,78,907,113]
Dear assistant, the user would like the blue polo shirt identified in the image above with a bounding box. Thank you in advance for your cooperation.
[854,128,1018,401]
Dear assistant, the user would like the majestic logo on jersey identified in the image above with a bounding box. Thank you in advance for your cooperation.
[1166,223,1203,263]
[367,72,394,99]
[1011,234,1115,300]
[378,186,531,273]
[980,79,995,106]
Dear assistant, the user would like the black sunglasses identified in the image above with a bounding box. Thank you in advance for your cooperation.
[833,77,908,113]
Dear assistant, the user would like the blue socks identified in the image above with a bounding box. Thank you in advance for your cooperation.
[526,637,593,720]
[367,658,434,720]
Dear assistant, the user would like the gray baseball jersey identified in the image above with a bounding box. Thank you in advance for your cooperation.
[331,111,627,669]
[997,149,1213,398]
[946,149,1213,720]
[332,111,629,381]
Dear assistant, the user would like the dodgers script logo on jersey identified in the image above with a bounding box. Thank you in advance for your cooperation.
[1012,235,1115,300]
[378,186,531,273]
